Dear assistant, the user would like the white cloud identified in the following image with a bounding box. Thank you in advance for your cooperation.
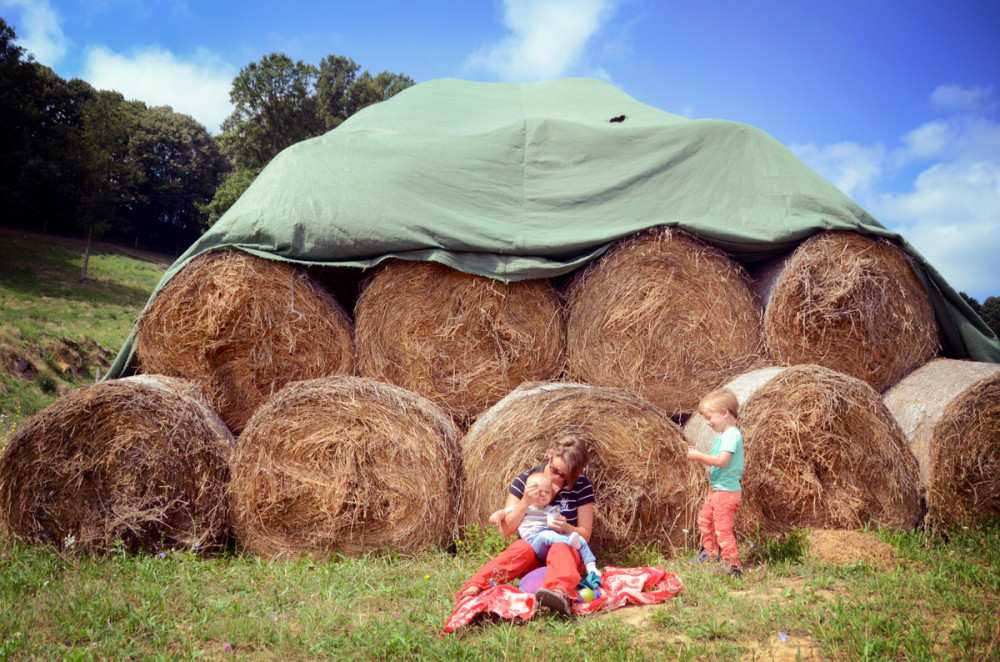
[790,84,1000,299]
[0,0,70,63]
[930,84,994,113]
[463,0,618,81]
[869,161,1000,298]
[82,45,236,133]
[789,141,885,197]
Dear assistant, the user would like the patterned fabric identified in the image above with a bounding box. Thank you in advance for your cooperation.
[441,566,683,634]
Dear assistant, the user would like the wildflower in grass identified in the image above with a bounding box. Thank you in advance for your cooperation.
[424,574,430,579]
[270,613,275,618]
[224,643,231,651]
[159,552,166,558]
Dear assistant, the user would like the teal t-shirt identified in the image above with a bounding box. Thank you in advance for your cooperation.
[709,427,744,492]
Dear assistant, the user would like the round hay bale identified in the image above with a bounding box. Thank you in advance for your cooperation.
[756,231,938,393]
[229,376,460,557]
[461,382,706,556]
[565,227,765,417]
[354,260,565,424]
[883,358,1000,529]
[135,249,356,434]
[733,364,922,538]
[0,375,234,553]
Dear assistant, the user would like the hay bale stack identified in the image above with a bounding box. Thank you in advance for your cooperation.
[724,364,921,538]
[354,260,565,424]
[461,382,706,556]
[883,358,1000,529]
[565,227,765,417]
[136,249,356,434]
[756,231,938,393]
[229,376,460,557]
[0,375,234,553]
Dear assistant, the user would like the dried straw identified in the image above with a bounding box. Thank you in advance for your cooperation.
[135,249,356,434]
[883,358,1000,529]
[756,231,938,393]
[732,364,922,538]
[461,382,706,556]
[565,227,765,417]
[0,375,234,553]
[355,260,565,425]
[229,376,460,558]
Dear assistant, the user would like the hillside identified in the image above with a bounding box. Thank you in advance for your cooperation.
[0,228,169,433]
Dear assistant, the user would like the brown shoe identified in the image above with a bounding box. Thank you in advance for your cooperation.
[535,587,571,616]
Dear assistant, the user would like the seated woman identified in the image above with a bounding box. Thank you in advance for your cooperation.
[456,434,595,616]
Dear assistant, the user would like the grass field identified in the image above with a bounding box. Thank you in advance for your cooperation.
[1,230,998,660]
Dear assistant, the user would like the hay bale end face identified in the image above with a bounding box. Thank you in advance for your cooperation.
[229,376,460,558]
[758,231,939,393]
[565,227,765,418]
[0,375,234,553]
[883,358,1000,529]
[135,249,356,433]
[355,260,565,424]
[736,364,921,538]
[461,382,706,556]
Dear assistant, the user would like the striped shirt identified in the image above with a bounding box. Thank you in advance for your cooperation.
[517,505,561,539]
[510,465,595,528]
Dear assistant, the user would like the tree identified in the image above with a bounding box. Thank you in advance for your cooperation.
[78,91,142,280]
[315,55,361,131]
[207,53,415,224]
[315,56,413,130]
[980,296,1000,340]
[219,53,320,171]
[200,166,260,225]
[123,105,229,242]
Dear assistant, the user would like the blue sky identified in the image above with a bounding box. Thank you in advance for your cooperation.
[2,0,999,299]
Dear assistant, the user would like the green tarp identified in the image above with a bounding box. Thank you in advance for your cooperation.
[107,77,1000,379]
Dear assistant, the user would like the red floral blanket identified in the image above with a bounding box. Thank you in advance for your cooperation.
[441,566,683,634]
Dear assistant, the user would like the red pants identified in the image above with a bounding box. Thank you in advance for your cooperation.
[461,538,584,599]
[697,489,742,567]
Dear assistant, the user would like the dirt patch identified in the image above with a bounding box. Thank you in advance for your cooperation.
[743,633,829,661]
[808,529,898,567]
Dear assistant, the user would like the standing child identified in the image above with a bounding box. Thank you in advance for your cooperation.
[687,388,744,577]
[491,470,601,579]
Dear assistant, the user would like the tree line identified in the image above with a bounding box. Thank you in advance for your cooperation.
[959,293,1000,341]
[0,17,412,276]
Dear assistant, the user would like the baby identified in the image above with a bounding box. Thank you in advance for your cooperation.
[501,470,600,577]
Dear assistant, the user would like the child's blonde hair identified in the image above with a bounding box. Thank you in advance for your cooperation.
[699,388,739,418]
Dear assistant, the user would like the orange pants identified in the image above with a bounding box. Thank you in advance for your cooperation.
[461,538,584,599]
[697,489,742,567]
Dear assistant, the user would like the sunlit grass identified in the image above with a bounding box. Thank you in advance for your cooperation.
[2,520,997,660]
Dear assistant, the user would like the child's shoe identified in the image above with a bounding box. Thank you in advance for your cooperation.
[689,550,712,565]
[728,565,743,578]
[568,532,582,550]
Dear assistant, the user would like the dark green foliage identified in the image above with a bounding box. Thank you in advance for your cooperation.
[980,296,1000,339]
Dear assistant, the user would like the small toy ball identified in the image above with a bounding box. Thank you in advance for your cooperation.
[579,588,595,602]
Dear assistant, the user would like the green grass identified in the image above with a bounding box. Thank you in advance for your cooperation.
[0,228,168,426]
[1,522,998,660]
[2,230,999,660]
